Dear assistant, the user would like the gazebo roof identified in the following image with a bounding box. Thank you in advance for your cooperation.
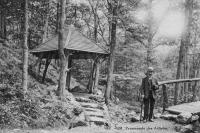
[30,26,109,57]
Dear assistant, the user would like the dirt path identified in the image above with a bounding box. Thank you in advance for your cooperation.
[2,118,179,133]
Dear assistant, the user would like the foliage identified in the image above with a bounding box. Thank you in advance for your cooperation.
[0,82,82,129]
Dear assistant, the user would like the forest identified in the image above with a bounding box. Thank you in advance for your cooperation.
[1,0,200,132]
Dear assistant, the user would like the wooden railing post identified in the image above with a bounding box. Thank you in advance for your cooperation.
[162,84,168,112]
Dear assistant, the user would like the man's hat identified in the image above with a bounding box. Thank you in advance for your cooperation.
[147,67,154,72]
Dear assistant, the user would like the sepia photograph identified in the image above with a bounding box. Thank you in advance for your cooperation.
[0,0,200,132]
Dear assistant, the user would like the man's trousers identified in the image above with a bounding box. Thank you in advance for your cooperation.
[143,94,155,120]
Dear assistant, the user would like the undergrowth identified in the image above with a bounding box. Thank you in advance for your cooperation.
[0,44,82,129]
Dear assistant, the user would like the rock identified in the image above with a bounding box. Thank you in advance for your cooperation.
[191,115,199,122]
[174,125,182,132]
[157,107,163,113]
[76,97,91,103]
[130,115,140,122]
[89,95,105,103]
[127,111,137,116]
[70,86,87,93]
[154,113,162,119]
[69,113,88,129]
[93,89,103,96]
[88,116,108,126]
[176,112,192,124]
[192,120,200,132]
[180,124,193,133]
[73,107,83,116]
[69,121,88,129]
[160,114,177,121]
[125,111,139,122]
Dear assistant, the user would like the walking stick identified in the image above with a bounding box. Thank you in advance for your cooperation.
[139,94,143,122]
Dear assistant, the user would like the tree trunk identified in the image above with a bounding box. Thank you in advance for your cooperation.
[105,1,117,104]
[174,46,185,105]
[174,0,193,105]
[0,0,7,39]
[87,6,99,93]
[193,69,199,101]
[57,0,68,99]
[146,0,153,67]
[22,0,29,93]
[93,8,100,92]
[56,1,60,33]
[183,0,193,102]
[184,54,189,102]
[42,0,49,43]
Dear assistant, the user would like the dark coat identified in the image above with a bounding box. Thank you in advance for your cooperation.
[140,76,159,99]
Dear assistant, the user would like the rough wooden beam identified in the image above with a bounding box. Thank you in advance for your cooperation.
[158,78,200,86]
[162,84,168,112]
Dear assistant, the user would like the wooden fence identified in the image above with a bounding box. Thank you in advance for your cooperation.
[158,78,200,112]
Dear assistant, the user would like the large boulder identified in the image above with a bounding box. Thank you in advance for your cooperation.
[176,112,192,124]
[176,112,199,124]
[69,112,88,129]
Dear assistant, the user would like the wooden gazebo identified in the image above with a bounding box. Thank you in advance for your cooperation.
[30,25,109,93]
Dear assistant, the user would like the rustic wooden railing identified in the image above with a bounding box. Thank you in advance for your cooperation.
[158,78,200,112]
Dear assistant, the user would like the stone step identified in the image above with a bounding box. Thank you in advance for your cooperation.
[88,116,108,126]
[85,111,104,118]
[81,102,104,110]
[75,97,92,103]
[84,107,102,112]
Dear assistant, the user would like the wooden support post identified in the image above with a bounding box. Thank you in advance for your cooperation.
[88,59,96,94]
[42,56,51,83]
[94,58,100,91]
[162,84,168,113]
[36,54,43,79]
[192,81,197,101]
[38,60,42,76]
[66,57,72,91]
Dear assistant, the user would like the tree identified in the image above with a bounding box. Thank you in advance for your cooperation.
[87,0,100,93]
[22,0,29,93]
[57,0,68,98]
[105,0,119,104]
[174,0,193,104]
[146,0,154,67]
[0,0,7,39]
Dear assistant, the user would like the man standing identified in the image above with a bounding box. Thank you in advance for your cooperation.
[140,67,159,122]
